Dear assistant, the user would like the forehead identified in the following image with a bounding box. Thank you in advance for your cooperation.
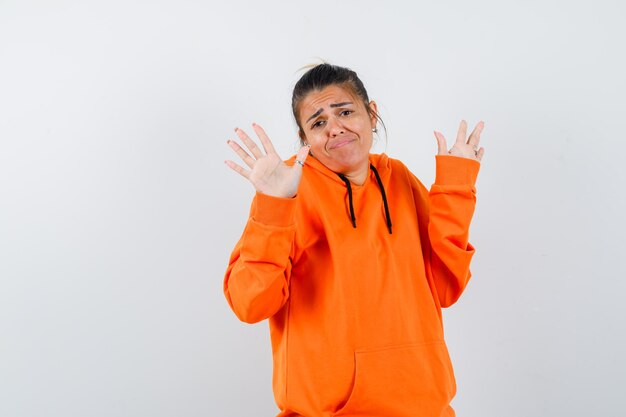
[300,85,359,116]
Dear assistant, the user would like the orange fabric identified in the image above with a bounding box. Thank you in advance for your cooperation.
[224,153,480,417]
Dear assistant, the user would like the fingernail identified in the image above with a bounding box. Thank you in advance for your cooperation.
[234,127,239,132]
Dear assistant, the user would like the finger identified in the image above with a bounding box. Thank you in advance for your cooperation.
[476,147,485,161]
[252,123,277,156]
[294,144,311,168]
[455,120,468,145]
[434,131,448,155]
[235,127,264,159]
[224,160,250,179]
[467,121,484,148]
[227,139,255,169]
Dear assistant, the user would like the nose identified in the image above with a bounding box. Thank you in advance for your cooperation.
[326,116,345,137]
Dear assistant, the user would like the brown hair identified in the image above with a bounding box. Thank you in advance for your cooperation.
[292,63,385,145]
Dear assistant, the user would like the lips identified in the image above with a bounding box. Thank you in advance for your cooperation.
[328,138,356,150]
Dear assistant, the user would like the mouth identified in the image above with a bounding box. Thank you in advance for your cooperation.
[328,138,356,150]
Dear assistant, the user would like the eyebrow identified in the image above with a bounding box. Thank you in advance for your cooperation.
[305,102,354,123]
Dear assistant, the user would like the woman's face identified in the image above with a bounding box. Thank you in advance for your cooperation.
[298,84,378,176]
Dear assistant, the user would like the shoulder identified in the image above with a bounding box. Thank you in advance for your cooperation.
[373,153,429,196]
[370,153,415,184]
[370,153,410,174]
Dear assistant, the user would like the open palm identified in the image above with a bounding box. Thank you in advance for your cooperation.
[434,120,485,161]
[225,123,311,198]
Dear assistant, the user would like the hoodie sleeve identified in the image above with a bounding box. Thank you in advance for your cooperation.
[410,155,480,308]
[223,192,297,323]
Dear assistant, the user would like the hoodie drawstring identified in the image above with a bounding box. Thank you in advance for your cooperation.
[336,164,392,234]
[337,173,357,228]
[370,164,393,234]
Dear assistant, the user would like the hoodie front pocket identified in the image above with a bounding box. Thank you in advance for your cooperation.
[334,341,456,417]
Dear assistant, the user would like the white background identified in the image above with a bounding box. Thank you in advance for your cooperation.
[1,1,625,416]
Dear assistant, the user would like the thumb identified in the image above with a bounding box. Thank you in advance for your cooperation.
[434,131,448,155]
[294,145,311,167]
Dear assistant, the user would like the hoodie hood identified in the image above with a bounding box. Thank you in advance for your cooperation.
[287,153,393,233]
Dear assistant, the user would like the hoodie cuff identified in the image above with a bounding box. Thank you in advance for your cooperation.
[434,155,480,186]
[252,192,297,227]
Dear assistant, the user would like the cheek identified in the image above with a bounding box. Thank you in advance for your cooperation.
[356,117,373,131]
[305,129,322,142]
[309,138,326,153]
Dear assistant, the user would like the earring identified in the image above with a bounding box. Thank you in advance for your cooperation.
[372,128,378,133]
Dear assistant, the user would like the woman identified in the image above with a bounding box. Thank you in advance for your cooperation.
[223,63,484,417]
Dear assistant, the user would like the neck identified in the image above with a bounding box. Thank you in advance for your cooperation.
[341,164,369,186]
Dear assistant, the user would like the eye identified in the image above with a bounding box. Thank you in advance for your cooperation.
[340,110,353,116]
[311,120,325,129]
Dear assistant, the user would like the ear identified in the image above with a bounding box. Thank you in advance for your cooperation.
[298,129,307,145]
[367,100,379,128]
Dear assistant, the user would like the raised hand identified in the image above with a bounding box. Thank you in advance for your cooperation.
[434,120,485,162]
[225,123,311,198]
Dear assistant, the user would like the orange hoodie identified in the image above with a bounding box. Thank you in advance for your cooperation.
[224,153,480,417]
